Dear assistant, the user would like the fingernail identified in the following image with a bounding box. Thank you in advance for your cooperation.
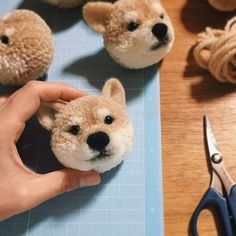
[79,174,101,188]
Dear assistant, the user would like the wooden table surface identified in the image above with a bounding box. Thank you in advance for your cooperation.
[160,0,236,235]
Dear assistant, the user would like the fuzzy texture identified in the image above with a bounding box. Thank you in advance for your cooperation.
[37,79,134,173]
[208,0,236,11]
[83,0,174,69]
[43,0,84,8]
[0,10,53,85]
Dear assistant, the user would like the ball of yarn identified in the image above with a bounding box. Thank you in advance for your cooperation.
[208,0,236,11]
[193,17,236,83]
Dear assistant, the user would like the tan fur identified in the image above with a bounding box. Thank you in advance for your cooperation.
[83,2,115,33]
[104,0,163,45]
[37,79,133,173]
[50,97,129,144]
[83,0,174,69]
[0,10,53,85]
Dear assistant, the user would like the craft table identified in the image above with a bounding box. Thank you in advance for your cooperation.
[161,0,236,235]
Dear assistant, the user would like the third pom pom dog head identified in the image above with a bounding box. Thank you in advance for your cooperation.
[0,10,53,85]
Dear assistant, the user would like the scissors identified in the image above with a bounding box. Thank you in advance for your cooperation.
[191,116,236,236]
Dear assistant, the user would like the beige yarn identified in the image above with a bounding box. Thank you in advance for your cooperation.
[193,17,236,83]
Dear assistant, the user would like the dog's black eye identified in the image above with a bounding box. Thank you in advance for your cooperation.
[104,116,113,125]
[68,125,81,135]
[160,14,164,19]
[127,22,139,31]
[1,35,9,45]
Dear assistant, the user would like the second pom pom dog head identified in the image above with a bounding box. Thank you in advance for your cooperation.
[37,79,134,173]
[83,0,174,69]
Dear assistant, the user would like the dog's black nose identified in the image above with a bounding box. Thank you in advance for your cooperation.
[87,132,110,151]
[152,23,168,41]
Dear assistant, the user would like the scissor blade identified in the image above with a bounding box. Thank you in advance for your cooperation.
[204,116,235,195]
[204,116,222,159]
[211,170,223,196]
[204,116,223,195]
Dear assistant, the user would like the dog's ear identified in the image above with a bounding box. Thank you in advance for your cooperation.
[102,78,126,109]
[83,2,114,33]
[37,101,67,131]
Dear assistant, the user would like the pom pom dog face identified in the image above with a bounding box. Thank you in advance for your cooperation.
[38,79,133,173]
[0,10,53,85]
[83,0,174,69]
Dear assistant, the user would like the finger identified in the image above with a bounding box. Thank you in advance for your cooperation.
[1,81,86,123]
[0,93,12,107]
[26,169,101,208]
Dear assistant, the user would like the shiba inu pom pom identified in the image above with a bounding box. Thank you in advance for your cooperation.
[37,79,134,173]
[0,10,53,85]
[83,0,174,69]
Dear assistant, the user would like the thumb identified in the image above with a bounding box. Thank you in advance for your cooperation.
[28,169,101,208]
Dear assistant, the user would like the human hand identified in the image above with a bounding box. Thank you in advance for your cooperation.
[0,81,101,221]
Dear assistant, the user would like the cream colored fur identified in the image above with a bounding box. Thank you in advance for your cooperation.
[83,0,174,69]
[37,79,134,173]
